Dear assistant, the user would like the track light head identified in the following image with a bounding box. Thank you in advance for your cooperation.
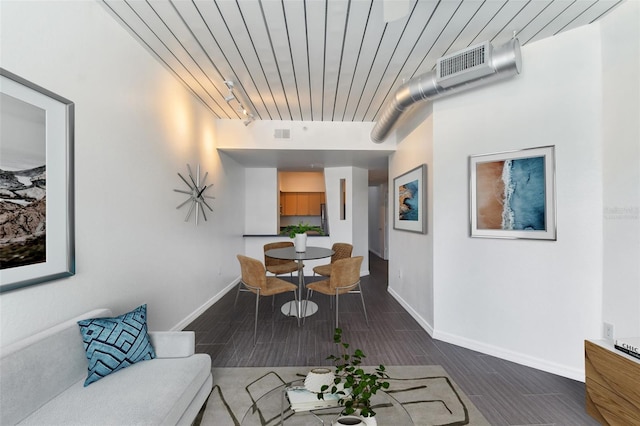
[243,113,255,126]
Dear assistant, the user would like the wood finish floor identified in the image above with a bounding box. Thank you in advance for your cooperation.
[185,253,598,425]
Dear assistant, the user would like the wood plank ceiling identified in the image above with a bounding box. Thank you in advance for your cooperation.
[101,0,622,125]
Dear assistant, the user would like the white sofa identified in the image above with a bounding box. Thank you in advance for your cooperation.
[0,308,213,425]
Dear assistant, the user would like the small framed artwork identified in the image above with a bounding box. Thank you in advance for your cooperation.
[469,145,556,240]
[393,164,427,234]
[0,68,75,292]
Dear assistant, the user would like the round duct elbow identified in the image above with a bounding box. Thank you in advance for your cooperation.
[370,71,439,143]
[371,38,521,143]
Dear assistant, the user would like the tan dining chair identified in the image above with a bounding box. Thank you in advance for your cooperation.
[264,241,299,278]
[235,255,300,345]
[312,243,353,277]
[304,256,367,330]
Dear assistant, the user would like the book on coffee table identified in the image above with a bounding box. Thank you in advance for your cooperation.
[614,337,640,360]
[285,386,341,412]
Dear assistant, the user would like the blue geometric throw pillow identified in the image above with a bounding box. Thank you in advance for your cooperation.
[77,304,156,386]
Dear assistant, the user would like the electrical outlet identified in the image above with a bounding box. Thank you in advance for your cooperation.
[604,322,614,341]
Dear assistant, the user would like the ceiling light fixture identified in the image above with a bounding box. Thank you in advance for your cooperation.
[223,79,254,125]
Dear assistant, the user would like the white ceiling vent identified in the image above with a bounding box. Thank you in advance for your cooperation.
[274,129,291,139]
[436,41,494,88]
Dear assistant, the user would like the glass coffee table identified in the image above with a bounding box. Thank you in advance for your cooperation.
[240,379,413,425]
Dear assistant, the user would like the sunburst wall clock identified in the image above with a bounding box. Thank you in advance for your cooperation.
[173,164,214,225]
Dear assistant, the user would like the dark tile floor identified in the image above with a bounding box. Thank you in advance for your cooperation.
[185,253,598,425]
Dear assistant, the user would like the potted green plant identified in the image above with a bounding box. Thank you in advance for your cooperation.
[318,328,390,422]
[281,222,324,252]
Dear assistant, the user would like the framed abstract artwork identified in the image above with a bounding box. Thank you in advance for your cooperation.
[469,145,556,240]
[0,68,75,292]
[393,164,427,234]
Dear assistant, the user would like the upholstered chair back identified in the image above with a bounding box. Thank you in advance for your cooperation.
[329,256,363,294]
[237,255,267,292]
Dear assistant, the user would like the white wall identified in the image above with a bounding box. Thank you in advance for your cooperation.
[352,167,369,269]
[389,20,627,380]
[600,0,640,339]
[432,25,603,380]
[387,103,435,333]
[245,168,278,235]
[324,167,370,275]
[215,119,394,152]
[0,1,245,346]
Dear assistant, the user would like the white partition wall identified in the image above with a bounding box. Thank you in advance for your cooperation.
[244,168,278,235]
[324,167,369,276]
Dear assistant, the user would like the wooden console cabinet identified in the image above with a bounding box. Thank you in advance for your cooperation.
[585,340,640,424]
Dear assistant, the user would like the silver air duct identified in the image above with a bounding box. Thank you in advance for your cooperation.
[370,38,522,143]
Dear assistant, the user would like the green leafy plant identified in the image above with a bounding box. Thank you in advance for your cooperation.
[281,221,324,238]
[318,328,390,417]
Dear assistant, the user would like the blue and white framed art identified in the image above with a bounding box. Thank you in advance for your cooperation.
[469,145,556,240]
[393,164,427,234]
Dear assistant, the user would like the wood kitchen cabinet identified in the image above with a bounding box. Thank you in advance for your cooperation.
[282,192,297,216]
[296,193,309,215]
[308,193,324,215]
[280,192,325,216]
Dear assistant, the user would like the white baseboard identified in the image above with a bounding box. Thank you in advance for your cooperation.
[369,248,383,259]
[432,329,585,382]
[171,276,240,332]
[387,287,434,336]
[387,287,584,382]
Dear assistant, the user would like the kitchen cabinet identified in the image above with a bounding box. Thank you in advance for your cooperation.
[296,193,310,215]
[282,192,297,216]
[281,192,325,216]
[308,193,323,215]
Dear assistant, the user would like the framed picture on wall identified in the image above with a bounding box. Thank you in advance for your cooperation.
[0,68,75,292]
[393,164,427,234]
[469,145,556,240]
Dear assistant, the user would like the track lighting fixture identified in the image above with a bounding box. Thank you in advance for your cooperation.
[223,79,254,125]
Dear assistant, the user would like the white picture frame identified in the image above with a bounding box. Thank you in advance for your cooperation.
[469,145,556,240]
[0,68,75,292]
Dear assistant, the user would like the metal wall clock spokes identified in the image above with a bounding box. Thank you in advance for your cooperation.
[174,164,214,225]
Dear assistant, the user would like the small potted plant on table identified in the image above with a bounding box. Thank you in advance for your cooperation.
[318,328,389,425]
[281,221,324,252]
